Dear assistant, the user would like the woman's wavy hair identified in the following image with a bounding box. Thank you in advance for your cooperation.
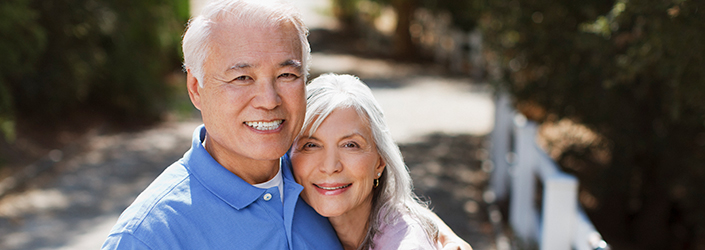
[300,73,438,249]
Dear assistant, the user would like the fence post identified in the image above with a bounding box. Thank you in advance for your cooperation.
[509,115,539,243]
[540,172,578,250]
[490,93,513,201]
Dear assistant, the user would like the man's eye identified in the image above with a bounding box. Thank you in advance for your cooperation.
[302,142,318,149]
[232,75,252,82]
[278,73,299,80]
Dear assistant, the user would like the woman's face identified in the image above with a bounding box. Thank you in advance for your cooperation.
[291,107,386,218]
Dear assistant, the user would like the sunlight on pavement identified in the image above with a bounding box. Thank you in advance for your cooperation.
[50,215,119,250]
[309,53,495,144]
[372,77,494,143]
[311,53,419,78]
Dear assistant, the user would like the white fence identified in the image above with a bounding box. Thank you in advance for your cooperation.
[489,93,609,250]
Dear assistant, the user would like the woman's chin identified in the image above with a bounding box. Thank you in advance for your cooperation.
[314,207,344,218]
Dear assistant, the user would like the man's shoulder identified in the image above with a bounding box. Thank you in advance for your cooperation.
[107,162,193,237]
[291,197,344,250]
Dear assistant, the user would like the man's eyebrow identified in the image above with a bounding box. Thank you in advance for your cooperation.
[280,59,302,68]
[228,63,251,70]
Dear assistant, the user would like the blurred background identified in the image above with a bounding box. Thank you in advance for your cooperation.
[0,0,704,249]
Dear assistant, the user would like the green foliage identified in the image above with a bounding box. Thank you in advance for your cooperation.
[331,0,363,29]
[0,0,46,141]
[416,0,482,30]
[0,0,189,136]
[481,0,705,248]
[330,0,482,59]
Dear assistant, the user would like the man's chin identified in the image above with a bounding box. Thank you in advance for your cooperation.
[248,147,290,161]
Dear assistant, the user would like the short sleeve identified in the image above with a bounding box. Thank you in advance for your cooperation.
[102,233,153,250]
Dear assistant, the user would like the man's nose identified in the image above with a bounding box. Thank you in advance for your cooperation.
[252,78,282,110]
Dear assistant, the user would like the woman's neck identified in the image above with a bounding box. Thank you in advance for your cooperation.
[329,199,373,250]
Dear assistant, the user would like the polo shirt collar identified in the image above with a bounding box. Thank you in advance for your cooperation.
[281,152,300,188]
[184,125,267,210]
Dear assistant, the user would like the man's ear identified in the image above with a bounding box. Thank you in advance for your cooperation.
[186,69,202,110]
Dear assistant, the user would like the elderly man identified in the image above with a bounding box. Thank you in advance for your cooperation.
[102,0,342,249]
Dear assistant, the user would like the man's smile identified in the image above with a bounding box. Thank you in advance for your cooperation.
[244,120,284,131]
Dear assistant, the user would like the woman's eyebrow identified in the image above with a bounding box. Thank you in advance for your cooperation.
[303,135,319,141]
[341,132,367,141]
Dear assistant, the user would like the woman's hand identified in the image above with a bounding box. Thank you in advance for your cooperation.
[437,220,473,250]
[422,207,473,250]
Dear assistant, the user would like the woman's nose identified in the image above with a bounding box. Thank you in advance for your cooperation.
[319,149,342,174]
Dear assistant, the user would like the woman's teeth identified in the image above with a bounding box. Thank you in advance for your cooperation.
[315,184,352,190]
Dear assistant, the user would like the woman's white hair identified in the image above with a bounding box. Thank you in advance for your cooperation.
[301,73,439,249]
[182,0,311,86]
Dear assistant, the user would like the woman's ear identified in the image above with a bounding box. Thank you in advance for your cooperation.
[186,69,202,110]
[376,157,386,173]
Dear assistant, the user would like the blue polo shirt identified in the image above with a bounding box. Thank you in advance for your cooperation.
[102,125,342,250]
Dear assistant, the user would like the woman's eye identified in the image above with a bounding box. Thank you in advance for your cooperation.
[302,142,318,149]
[343,142,359,148]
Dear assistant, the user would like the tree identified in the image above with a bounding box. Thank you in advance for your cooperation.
[0,0,46,141]
[330,0,481,59]
[0,0,189,138]
[480,0,705,248]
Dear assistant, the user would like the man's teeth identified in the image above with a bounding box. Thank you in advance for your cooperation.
[316,184,351,190]
[245,120,283,131]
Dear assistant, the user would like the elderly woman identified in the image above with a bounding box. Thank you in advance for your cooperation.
[290,73,470,250]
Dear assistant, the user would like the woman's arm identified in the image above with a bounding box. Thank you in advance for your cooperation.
[422,208,473,250]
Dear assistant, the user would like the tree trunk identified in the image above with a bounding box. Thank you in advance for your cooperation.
[391,0,416,59]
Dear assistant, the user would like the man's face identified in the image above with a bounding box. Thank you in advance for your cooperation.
[188,20,306,167]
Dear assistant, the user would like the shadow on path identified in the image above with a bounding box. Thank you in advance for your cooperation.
[0,122,200,250]
[400,133,495,250]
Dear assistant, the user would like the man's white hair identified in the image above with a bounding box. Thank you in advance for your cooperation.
[300,73,439,249]
[182,0,311,87]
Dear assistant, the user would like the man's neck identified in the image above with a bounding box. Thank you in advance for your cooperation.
[204,135,280,185]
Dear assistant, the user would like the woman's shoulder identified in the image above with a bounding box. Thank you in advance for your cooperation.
[372,209,441,250]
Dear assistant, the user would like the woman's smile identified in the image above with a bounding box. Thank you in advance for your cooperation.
[313,183,353,195]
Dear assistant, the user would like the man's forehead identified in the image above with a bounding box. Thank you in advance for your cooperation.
[211,19,300,48]
[213,15,298,37]
[205,21,302,71]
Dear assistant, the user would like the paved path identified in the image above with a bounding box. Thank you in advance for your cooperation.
[0,122,200,249]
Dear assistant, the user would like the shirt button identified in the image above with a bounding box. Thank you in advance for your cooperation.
[263,193,272,201]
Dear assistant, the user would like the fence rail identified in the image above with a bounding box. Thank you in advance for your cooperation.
[489,93,609,250]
